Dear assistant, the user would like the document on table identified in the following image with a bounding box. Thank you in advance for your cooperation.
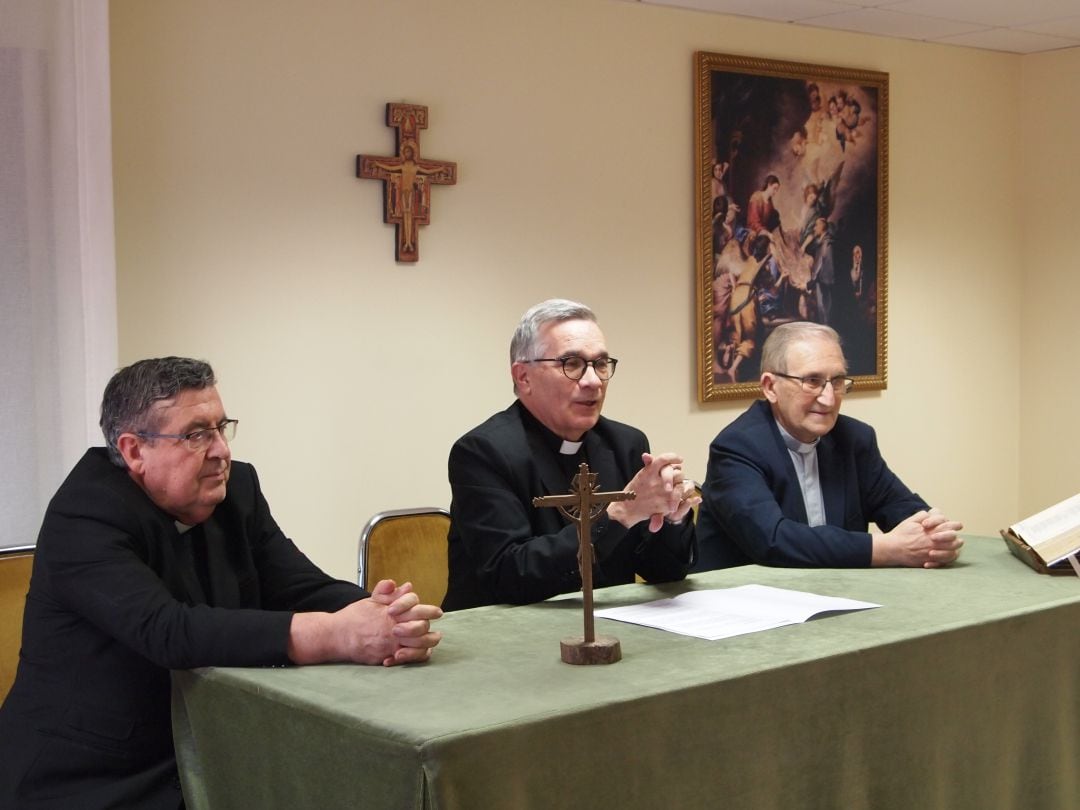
[595,584,881,641]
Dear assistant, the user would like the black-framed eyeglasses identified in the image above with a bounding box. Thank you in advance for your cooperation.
[773,373,853,395]
[528,355,618,381]
[136,419,238,451]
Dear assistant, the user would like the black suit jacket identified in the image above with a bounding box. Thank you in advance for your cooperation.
[695,400,928,570]
[443,401,694,610]
[0,449,363,810]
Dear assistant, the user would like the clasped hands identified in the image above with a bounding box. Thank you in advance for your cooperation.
[288,579,443,667]
[607,452,701,532]
[873,508,964,568]
[366,579,444,664]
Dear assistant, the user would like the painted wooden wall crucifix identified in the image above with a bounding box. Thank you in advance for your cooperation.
[533,463,635,665]
[357,103,457,263]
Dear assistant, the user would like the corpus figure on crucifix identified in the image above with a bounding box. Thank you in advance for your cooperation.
[534,463,635,664]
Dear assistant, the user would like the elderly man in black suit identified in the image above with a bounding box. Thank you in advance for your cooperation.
[0,357,442,809]
[696,322,963,571]
[443,299,699,611]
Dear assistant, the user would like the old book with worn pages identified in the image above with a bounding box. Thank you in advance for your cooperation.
[1001,494,1080,576]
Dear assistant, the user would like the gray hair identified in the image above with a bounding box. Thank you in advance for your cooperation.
[510,299,596,394]
[510,298,597,362]
[760,322,844,374]
[100,357,216,468]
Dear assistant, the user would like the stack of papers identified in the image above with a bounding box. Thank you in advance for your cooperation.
[595,584,880,641]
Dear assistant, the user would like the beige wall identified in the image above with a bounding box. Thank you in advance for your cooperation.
[110,0,1031,581]
[1019,48,1080,516]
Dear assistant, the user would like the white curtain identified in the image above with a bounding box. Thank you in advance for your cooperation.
[0,0,117,551]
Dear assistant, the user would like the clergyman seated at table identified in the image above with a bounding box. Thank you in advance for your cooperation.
[0,357,443,810]
[695,322,963,571]
[443,299,699,611]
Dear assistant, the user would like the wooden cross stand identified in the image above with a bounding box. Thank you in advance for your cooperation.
[533,463,635,665]
[357,102,457,263]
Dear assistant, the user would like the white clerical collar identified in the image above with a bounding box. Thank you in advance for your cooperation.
[776,423,819,455]
[559,439,583,455]
[175,521,195,534]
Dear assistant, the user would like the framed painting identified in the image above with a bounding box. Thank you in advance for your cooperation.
[695,52,889,402]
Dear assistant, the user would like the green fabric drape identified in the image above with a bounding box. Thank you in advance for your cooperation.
[173,537,1079,810]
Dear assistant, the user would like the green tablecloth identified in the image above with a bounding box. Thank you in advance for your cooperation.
[173,537,1079,809]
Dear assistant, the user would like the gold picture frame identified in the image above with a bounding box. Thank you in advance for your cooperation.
[695,52,889,402]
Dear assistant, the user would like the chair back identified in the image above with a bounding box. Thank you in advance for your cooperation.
[0,551,33,704]
[358,508,450,606]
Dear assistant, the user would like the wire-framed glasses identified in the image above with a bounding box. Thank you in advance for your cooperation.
[136,419,239,451]
[528,356,618,381]
[773,373,853,395]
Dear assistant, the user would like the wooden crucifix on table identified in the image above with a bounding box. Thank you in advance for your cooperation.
[533,462,635,665]
[357,102,457,263]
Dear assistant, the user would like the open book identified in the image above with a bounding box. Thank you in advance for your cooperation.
[1001,494,1080,576]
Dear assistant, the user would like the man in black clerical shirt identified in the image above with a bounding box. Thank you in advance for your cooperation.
[443,299,698,610]
[0,357,442,809]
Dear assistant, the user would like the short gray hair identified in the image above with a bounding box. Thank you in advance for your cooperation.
[760,322,844,374]
[510,299,596,394]
[510,299,596,362]
[100,357,216,468]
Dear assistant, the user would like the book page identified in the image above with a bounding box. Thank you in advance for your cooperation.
[1010,492,1080,564]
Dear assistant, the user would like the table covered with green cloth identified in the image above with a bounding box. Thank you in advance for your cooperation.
[172,537,1079,810]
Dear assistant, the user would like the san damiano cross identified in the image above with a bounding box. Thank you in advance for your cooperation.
[357,103,457,263]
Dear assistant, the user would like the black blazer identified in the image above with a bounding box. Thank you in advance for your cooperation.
[0,449,363,810]
[444,401,694,610]
[696,400,928,570]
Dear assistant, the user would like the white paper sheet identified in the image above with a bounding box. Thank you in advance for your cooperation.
[595,584,881,641]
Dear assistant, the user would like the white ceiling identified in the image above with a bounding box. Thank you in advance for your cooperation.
[633,0,1080,53]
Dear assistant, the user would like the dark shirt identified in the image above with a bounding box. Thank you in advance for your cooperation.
[444,401,695,610]
[0,448,364,810]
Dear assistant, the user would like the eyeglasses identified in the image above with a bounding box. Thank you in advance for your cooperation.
[773,373,853,395]
[529,356,618,381]
[136,419,238,451]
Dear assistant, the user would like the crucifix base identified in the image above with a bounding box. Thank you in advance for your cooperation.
[560,635,622,666]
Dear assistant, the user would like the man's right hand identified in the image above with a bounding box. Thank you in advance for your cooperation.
[607,452,694,531]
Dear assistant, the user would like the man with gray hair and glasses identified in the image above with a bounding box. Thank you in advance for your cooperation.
[695,322,963,570]
[443,299,699,611]
[0,357,442,810]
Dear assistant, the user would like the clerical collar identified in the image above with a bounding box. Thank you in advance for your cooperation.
[175,521,195,534]
[777,423,819,455]
[519,403,587,455]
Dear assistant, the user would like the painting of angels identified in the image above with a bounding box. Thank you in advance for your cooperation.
[695,53,888,401]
